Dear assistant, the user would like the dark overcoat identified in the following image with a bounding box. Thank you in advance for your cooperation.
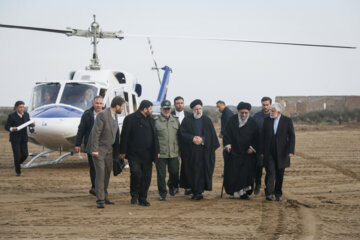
[222,115,258,194]
[179,114,220,191]
[5,111,31,143]
[119,111,160,162]
[260,115,295,169]
[75,107,95,148]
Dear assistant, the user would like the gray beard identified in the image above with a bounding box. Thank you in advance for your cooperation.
[238,114,249,128]
[193,112,203,119]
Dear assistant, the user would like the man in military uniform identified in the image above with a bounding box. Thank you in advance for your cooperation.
[154,100,180,201]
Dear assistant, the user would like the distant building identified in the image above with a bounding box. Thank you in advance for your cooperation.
[275,96,360,117]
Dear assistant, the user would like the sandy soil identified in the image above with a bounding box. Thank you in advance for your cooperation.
[0,124,359,239]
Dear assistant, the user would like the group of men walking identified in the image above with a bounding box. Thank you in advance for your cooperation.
[218,97,295,201]
[5,95,295,208]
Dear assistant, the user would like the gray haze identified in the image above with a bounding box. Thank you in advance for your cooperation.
[0,0,359,107]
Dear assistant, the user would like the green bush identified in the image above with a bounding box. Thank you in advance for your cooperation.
[293,109,360,124]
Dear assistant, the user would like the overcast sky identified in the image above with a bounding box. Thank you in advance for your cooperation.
[0,0,359,107]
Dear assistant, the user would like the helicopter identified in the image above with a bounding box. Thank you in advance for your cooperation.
[0,15,355,167]
[0,15,172,167]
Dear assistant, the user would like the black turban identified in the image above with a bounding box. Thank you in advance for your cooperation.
[237,101,251,110]
[190,99,203,109]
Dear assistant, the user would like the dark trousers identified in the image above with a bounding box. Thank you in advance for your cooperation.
[255,154,264,187]
[255,166,263,187]
[11,141,28,174]
[156,157,179,196]
[264,154,285,197]
[87,153,96,190]
[129,151,153,202]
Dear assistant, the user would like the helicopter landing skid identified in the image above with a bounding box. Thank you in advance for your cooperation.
[23,151,72,168]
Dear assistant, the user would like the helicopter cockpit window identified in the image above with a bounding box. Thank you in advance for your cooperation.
[31,83,61,109]
[60,83,98,110]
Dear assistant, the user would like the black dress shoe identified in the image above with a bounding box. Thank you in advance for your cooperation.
[193,194,203,200]
[169,187,179,196]
[240,194,250,200]
[15,173,21,176]
[266,195,274,201]
[159,195,166,201]
[105,200,115,205]
[97,202,105,208]
[184,189,193,195]
[276,196,282,201]
[138,200,150,206]
[131,197,138,205]
[89,188,96,196]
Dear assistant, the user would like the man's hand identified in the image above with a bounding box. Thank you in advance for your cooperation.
[75,146,81,153]
[288,153,294,158]
[193,136,203,145]
[218,133,223,138]
[157,153,160,158]
[92,152,99,157]
[225,145,231,153]
[120,154,126,159]
[12,127,17,132]
[247,148,254,154]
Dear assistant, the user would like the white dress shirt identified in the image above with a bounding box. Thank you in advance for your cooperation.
[273,114,281,135]
[175,110,185,124]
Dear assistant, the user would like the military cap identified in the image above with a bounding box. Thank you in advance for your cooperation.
[161,100,172,109]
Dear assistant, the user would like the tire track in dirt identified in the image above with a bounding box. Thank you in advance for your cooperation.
[296,152,359,181]
[285,192,317,240]
[256,192,317,240]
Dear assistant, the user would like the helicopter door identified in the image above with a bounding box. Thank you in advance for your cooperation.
[114,89,130,115]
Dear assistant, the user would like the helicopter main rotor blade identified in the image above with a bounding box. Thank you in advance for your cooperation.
[0,24,73,35]
[123,34,356,49]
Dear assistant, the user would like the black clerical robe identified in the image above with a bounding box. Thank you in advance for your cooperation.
[223,115,259,195]
[179,114,220,194]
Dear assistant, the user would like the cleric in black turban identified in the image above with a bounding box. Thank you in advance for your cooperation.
[223,100,259,200]
[190,99,203,109]
[179,98,219,200]
[237,102,251,111]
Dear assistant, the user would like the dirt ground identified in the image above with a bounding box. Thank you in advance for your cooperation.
[0,124,359,239]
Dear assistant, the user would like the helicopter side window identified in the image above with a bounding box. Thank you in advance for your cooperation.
[60,83,98,110]
[114,72,126,84]
[132,94,137,112]
[123,91,129,103]
[31,83,61,109]
[99,88,107,98]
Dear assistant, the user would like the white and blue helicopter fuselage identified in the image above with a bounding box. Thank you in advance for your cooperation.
[27,69,141,153]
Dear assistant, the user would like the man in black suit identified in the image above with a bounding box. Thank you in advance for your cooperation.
[171,96,192,195]
[260,103,295,201]
[216,100,234,138]
[75,96,104,196]
[120,100,160,207]
[5,101,34,176]
[171,96,191,124]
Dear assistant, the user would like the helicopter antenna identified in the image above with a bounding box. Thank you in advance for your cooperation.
[147,37,162,84]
